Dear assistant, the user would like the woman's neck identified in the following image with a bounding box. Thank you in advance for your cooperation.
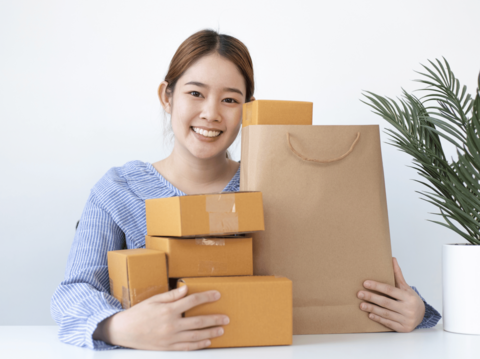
[152,144,238,194]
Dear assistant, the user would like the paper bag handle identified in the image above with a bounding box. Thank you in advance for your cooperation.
[286,132,361,163]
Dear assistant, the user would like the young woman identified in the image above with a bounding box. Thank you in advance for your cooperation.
[50,29,441,351]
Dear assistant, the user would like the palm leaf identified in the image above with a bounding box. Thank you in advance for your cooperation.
[363,58,479,244]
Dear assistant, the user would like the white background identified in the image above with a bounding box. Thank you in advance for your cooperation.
[1,0,479,325]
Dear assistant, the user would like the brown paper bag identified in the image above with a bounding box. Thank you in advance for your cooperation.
[240,125,394,334]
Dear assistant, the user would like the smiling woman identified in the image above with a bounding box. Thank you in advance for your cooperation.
[50,29,256,351]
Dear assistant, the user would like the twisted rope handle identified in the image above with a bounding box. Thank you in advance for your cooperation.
[286,132,361,163]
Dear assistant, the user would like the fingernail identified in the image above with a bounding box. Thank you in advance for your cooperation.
[223,316,230,325]
[364,281,371,288]
[218,328,224,335]
[179,285,187,293]
[358,292,364,299]
[205,340,211,346]
[213,291,221,300]
[361,303,366,310]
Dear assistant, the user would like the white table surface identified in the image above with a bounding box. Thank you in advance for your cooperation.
[1,322,479,359]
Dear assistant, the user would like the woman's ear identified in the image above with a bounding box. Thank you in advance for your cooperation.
[158,81,172,114]
[249,96,256,102]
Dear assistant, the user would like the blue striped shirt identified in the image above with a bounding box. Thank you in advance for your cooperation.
[50,160,441,350]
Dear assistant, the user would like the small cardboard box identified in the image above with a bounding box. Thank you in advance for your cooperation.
[107,248,168,308]
[145,236,253,278]
[242,100,313,127]
[177,276,292,348]
[145,191,264,237]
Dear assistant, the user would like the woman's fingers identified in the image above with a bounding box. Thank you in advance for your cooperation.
[359,302,405,324]
[177,315,229,332]
[362,280,408,301]
[168,339,212,351]
[367,312,405,332]
[357,289,402,313]
[172,290,221,314]
[174,326,225,344]
[146,285,189,304]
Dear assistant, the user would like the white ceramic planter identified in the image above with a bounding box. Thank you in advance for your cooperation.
[443,243,480,334]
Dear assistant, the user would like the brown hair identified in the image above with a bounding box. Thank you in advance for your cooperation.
[164,29,254,102]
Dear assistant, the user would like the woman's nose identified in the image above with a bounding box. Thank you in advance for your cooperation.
[200,98,221,122]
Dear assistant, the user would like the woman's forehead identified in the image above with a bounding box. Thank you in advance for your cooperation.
[178,53,246,91]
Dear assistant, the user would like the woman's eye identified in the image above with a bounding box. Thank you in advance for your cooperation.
[223,98,238,104]
[190,91,202,97]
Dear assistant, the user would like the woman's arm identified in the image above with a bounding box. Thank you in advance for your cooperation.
[50,192,126,350]
[51,191,228,350]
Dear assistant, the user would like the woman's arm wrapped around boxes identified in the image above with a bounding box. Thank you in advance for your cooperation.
[357,257,441,332]
[50,191,228,350]
[94,286,229,350]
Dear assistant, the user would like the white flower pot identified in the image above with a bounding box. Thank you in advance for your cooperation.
[443,243,480,335]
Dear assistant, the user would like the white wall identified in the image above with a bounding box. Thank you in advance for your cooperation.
[1,0,479,325]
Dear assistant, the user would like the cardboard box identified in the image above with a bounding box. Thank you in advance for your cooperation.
[145,236,253,278]
[177,276,292,348]
[145,191,264,237]
[242,100,313,127]
[107,249,168,308]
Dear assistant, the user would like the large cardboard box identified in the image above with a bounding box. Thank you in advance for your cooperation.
[107,249,168,309]
[242,100,313,127]
[145,236,253,278]
[145,192,264,237]
[177,276,292,348]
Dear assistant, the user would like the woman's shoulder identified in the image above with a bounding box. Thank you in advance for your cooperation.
[91,160,167,201]
[93,160,146,187]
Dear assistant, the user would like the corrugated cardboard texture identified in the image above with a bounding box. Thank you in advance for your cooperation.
[145,236,253,277]
[178,276,292,348]
[107,248,168,308]
[145,192,264,237]
[242,100,313,127]
[240,125,395,334]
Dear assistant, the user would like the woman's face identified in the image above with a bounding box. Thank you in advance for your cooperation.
[166,53,247,160]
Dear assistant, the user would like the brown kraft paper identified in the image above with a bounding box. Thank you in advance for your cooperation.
[240,124,395,334]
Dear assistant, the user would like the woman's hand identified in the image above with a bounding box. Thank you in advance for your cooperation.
[93,285,228,350]
[357,257,425,333]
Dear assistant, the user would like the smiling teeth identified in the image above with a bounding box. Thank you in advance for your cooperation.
[192,127,222,138]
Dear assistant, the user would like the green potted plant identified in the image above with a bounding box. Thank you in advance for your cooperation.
[363,58,480,335]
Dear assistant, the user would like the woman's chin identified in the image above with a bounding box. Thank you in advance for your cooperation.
[181,136,235,160]
[188,148,228,160]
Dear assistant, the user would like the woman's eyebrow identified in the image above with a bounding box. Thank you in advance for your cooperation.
[224,87,244,96]
[185,81,207,87]
[184,81,243,96]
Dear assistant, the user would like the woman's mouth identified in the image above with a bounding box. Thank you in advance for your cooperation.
[191,126,223,138]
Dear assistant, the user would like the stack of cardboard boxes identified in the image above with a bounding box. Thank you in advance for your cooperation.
[107,191,292,348]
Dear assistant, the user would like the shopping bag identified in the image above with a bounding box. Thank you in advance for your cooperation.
[240,125,394,334]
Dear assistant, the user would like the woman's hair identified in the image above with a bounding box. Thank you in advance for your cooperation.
[165,29,254,102]
[162,29,255,159]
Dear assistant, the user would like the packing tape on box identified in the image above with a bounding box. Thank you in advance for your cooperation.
[195,238,226,246]
[198,260,228,275]
[122,285,166,309]
[206,194,239,234]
